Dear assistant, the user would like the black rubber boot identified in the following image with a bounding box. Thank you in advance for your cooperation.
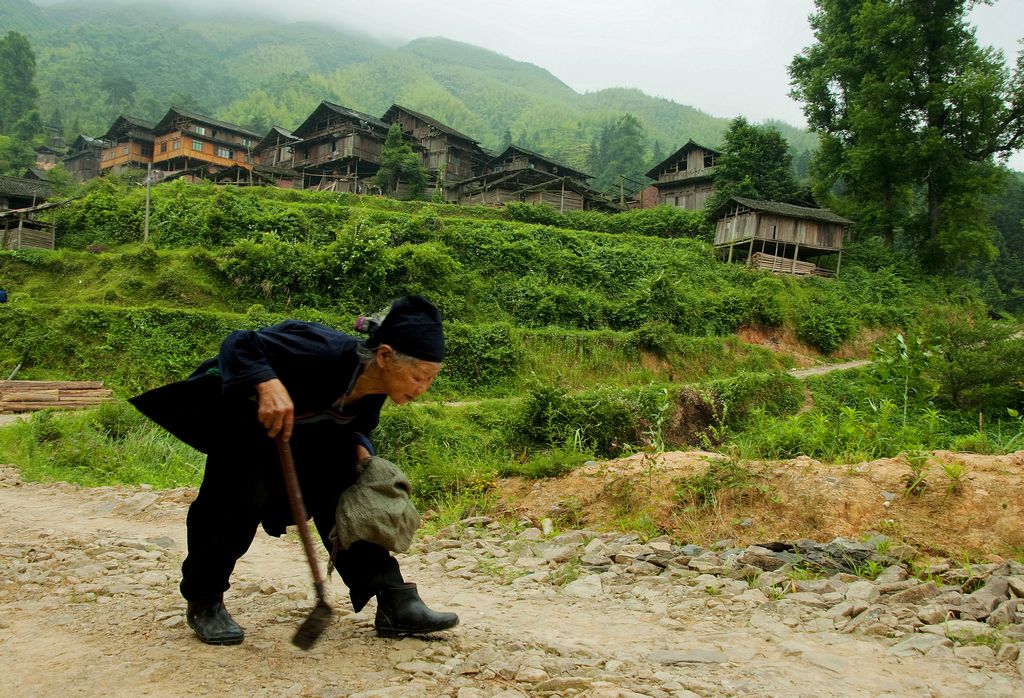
[374,583,459,638]
[186,598,245,645]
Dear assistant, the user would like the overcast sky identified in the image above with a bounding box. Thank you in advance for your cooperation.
[40,0,1024,168]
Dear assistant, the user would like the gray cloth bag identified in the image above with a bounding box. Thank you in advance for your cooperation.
[329,456,421,553]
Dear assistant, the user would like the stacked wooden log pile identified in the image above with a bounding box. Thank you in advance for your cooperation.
[750,252,819,276]
[0,380,113,412]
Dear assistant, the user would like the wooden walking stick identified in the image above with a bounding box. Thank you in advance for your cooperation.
[275,434,332,650]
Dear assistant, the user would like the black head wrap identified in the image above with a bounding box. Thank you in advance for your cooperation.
[361,295,445,362]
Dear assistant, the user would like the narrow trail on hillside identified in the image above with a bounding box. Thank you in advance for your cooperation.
[1,459,1020,697]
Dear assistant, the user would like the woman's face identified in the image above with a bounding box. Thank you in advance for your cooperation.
[377,349,441,405]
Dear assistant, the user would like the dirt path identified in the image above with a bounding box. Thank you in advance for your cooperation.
[787,359,872,379]
[1,465,1020,697]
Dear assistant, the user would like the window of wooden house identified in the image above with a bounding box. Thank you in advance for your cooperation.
[192,140,203,152]
[195,126,206,136]
[243,138,252,147]
[160,142,168,153]
[141,144,153,157]
[217,147,234,159]
[678,158,687,172]
[703,153,715,168]
[172,139,180,150]
[120,145,129,155]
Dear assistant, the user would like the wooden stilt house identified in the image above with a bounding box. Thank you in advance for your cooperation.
[98,115,156,174]
[646,140,721,210]
[381,104,489,200]
[252,126,301,188]
[711,196,853,277]
[150,107,260,176]
[0,175,56,250]
[290,101,391,192]
[453,144,612,211]
[63,135,109,183]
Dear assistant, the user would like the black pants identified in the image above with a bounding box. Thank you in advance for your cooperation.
[179,423,403,611]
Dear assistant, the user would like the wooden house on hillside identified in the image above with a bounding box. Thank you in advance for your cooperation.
[64,135,109,182]
[290,101,390,191]
[252,126,302,188]
[646,140,721,210]
[150,107,260,176]
[381,104,489,199]
[711,196,853,277]
[0,175,56,250]
[99,115,156,174]
[453,144,612,211]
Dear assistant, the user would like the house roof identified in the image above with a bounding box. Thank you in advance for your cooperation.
[99,115,157,142]
[646,139,722,178]
[711,196,855,225]
[154,106,262,139]
[0,174,52,202]
[292,101,390,139]
[382,104,480,145]
[489,144,591,180]
[68,134,109,152]
[254,126,300,153]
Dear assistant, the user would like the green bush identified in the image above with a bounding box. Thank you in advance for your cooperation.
[796,299,856,354]
[708,370,805,428]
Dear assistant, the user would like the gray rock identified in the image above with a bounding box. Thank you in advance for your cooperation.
[969,576,1011,613]
[737,549,786,571]
[113,492,160,516]
[539,544,578,563]
[919,619,995,640]
[826,601,868,619]
[518,528,543,541]
[953,644,996,667]
[845,580,881,604]
[793,579,837,594]
[785,591,830,608]
[888,634,953,656]
[802,651,847,673]
[875,565,909,584]
[889,581,940,604]
[563,574,603,599]
[996,644,1019,662]
[917,605,952,625]
[987,598,1022,627]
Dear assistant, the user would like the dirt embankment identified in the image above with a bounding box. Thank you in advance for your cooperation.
[499,449,1024,561]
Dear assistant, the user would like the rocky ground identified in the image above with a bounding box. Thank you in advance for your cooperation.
[1,461,1023,698]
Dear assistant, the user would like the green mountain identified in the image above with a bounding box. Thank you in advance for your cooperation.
[16,0,818,175]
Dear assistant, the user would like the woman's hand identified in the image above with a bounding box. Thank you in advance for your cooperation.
[255,378,294,441]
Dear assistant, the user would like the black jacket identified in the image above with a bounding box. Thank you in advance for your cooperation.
[130,320,384,455]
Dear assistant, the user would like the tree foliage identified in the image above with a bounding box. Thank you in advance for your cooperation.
[707,116,800,212]
[0,30,42,175]
[587,113,650,194]
[790,0,1024,270]
[374,123,427,199]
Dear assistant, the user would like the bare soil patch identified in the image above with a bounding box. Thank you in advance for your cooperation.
[498,449,1024,560]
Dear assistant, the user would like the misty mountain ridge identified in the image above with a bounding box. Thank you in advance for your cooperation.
[7,0,818,174]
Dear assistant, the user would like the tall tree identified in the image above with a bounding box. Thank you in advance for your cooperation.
[100,73,137,116]
[790,0,1024,269]
[0,31,40,134]
[374,123,427,199]
[707,116,800,212]
[588,113,649,193]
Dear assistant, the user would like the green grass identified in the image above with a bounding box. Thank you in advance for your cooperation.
[0,404,203,488]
